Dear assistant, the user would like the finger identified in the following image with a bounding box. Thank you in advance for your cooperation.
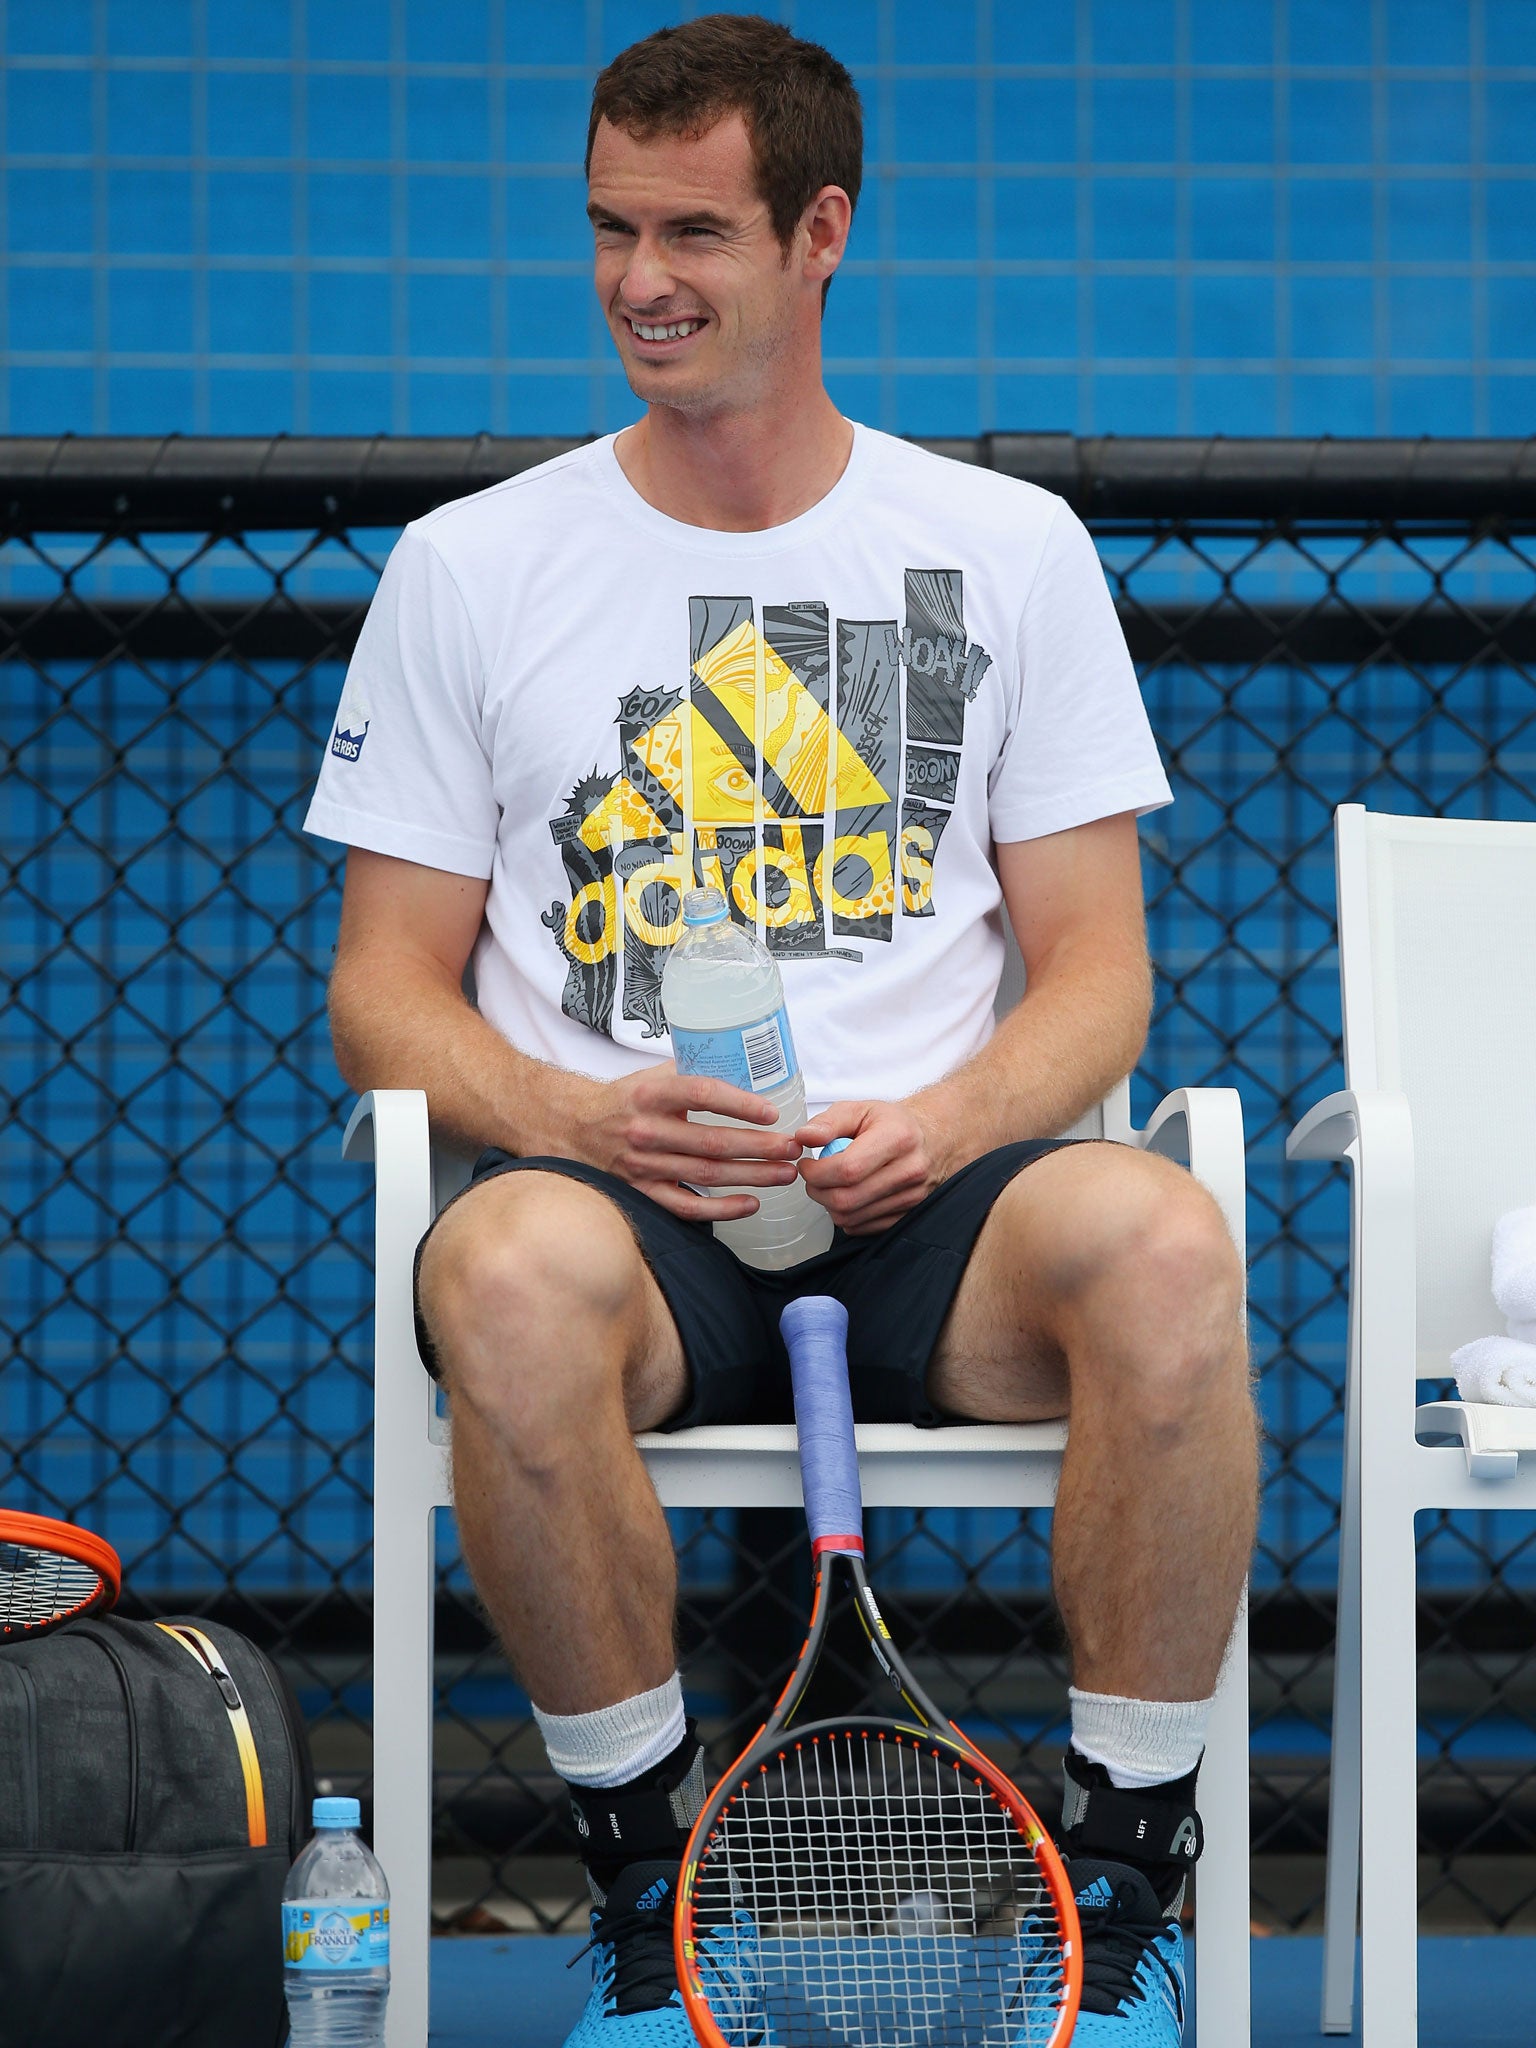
[839,1202,919,1235]
[801,1161,857,1194]
[646,1154,800,1188]
[795,1122,844,1148]
[800,1137,853,1189]
[813,1156,929,1223]
[836,1174,935,1228]
[644,1183,763,1224]
[801,1123,906,1188]
[632,1120,802,1164]
[796,1105,865,1147]
[666,1072,781,1124]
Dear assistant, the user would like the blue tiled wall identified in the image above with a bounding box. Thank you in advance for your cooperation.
[4,0,1532,441]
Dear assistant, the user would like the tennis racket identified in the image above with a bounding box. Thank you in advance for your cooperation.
[0,1510,121,1641]
[676,1295,1080,2048]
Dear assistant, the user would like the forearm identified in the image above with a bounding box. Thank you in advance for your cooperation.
[327,850,800,1218]
[909,941,1152,1171]
[328,947,595,1157]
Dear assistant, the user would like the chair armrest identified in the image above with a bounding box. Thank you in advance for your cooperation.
[1287,1087,1417,1428]
[343,1088,435,1346]
[1286,1087,1414,1173]
[344,1088,434,1238]
[1130,1086,1247,1264]
[341,1093,377,1165]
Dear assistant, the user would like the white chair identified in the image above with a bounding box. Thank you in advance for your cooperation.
[346,1029,1251,2048]
[1287,805,1536,2044]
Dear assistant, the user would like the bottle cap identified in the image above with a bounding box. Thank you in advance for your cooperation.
[681,886,729,927]
[313,1796,361,1829]
[818,1138,854,1157]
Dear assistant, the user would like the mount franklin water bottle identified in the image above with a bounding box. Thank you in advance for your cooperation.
[282,1796,390,2047]
[661,885,834,1270]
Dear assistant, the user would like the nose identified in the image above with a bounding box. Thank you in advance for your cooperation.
[618,231,678,311]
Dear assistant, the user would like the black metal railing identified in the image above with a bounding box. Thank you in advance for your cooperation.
[4,433,1535,1934]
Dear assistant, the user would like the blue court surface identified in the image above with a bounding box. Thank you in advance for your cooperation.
[427,1934,1536,2045]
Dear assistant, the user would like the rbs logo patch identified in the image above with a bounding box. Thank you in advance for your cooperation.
[331,721,369,762]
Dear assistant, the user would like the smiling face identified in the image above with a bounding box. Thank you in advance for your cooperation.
[587,113,827,419]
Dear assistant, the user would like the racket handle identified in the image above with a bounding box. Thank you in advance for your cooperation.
[780,1296,863,1554]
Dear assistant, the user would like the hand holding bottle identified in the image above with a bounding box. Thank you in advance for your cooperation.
[660,887,833,1269]
[570,1064,805,1222]
[797,1098,958,1235]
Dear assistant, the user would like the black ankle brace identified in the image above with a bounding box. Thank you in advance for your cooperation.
[1060,1748,1203,1899]
[565,1723,707,1895]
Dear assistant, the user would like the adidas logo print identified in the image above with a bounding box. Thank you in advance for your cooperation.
[636,1878,672,1913]
[1074,1875,1115,1909]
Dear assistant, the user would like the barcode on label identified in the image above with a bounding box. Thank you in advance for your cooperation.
[742,1015,789,1089]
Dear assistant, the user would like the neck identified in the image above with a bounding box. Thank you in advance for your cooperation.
[615,385,853,533]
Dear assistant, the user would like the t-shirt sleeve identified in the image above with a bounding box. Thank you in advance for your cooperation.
[987,499,1172,842]
[302,522,499,878]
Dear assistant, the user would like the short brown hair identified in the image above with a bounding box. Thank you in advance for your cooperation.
[586,13,863,255]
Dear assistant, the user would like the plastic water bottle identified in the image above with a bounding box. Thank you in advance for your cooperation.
[282,1797,390,2047]
[661,885,834,1269]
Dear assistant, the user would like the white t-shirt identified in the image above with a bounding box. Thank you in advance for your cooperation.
[304,424,1171,1116]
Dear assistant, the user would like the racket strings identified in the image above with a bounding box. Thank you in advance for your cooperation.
[0,1545,106,1631]
[690,1729,1067,2048]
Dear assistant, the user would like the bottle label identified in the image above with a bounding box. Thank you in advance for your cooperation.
[671,1005,797,1094]
[283,1901,390,1971]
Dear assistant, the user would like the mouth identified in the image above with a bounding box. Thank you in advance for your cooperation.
[623,315,708,353]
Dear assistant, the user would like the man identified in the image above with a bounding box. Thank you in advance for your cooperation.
[305,16,1256,2044]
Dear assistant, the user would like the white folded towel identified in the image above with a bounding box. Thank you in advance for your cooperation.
[1454,1204,1536,1405]
[1452,1334,1536,1407]
[1492,1204,1536,1344]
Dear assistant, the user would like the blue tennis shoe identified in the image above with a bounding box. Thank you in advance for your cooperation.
[1063,1858,1186,2045]
[564,1859,772,2048]
[564,1860,693,2046]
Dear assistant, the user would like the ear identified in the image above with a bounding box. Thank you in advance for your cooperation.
[801,185,853,288]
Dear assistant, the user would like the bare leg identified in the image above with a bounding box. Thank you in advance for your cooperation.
[928,1143,1256,1701]
[415,1171,690,1714]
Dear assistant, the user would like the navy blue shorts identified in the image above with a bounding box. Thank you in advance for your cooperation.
[412,1139,1075,1429]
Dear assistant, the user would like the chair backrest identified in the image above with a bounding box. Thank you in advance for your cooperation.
[430,919,1116,1211]
[1335,804,1536,1369]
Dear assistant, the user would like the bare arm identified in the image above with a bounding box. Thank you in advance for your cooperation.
[913,811,1152,1153]
[329,847,802,1220]
[799,811,1152,1232]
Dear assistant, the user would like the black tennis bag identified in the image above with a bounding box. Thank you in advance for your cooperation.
[0,1613,314,2048]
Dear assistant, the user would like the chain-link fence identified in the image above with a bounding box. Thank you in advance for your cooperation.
[5,433,1536,1936]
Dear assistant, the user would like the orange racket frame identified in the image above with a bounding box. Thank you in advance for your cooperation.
[675,1533,1082,2048]
[0,1510,122,1639]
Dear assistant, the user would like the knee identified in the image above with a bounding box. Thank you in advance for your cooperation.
[417,1175,649,1447]
[1046,1160,1247,1432]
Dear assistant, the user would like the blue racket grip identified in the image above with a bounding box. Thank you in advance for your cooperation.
[780,1296,863,1552]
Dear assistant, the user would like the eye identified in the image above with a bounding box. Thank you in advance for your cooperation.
[708,765,753,803]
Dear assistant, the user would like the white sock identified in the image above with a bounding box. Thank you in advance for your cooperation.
[1068,1685,1212,1789]
[533,1673,688,1789]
